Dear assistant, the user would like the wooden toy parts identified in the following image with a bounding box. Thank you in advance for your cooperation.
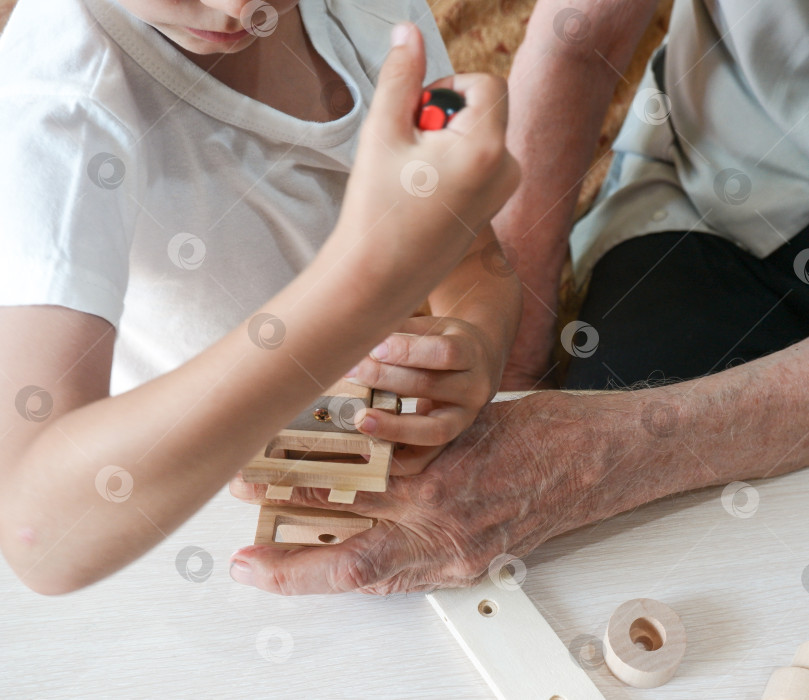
[603,598,687,689]
[244,378,400,548]
[762,641,809,700]
[427,573,605,700]
[254,506,376,550]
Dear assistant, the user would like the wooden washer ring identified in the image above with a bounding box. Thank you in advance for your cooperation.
[603,598,687,688]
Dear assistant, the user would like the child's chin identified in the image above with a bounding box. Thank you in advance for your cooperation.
[159,28,254,57]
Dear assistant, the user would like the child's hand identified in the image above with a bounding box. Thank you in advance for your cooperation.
[344,316,500,474]
[323,23,520,312]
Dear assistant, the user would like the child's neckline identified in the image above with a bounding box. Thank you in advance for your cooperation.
[83,0,364,146]
[171,5,355,124]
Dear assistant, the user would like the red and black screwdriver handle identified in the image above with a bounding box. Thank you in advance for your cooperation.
[416,87,466,130]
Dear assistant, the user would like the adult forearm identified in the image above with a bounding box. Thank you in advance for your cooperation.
[537,339,809,540]
[494,0,659,378]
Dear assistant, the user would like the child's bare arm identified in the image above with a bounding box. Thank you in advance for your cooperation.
[0,249,407,594]
[0,24,519,594]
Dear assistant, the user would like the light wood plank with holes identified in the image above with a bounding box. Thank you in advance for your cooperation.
[245,381,399,547]
[254,505,375,549]
[427,572,605,700]
[242,429,393,495]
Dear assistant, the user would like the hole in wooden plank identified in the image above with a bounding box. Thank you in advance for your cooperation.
[272,514,373,546]
[477,599,498,617]
[629,616,666,651]
[285,450,370,464]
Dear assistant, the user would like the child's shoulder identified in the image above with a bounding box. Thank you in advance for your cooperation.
[2,0,110,88]
[0,0,141,131]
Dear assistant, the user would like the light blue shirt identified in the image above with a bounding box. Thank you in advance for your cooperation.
[571,0,809,284]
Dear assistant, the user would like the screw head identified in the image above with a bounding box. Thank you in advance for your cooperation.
[313,407,331,423]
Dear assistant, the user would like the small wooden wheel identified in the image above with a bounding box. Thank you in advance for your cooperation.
[603,598,687,689]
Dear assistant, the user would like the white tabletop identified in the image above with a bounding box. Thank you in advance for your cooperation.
[2,403,808,699]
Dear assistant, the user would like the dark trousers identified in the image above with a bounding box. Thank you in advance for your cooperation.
[563,226,809,390]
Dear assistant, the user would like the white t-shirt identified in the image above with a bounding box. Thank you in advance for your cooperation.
[570,0,809,284]
[0,0,453,395]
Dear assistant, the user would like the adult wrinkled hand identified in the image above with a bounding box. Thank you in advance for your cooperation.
[228,392,613,595]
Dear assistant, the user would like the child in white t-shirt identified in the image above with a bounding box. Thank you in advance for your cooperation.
[0,0,520,594]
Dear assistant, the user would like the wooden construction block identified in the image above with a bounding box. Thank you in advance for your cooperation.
[371,389,400,413]
[246,388,399,548]
[254,505,375,549]
[427,574,605,699]
[285,379,372,433]
[283,382,401,434]
[243,429,393,494]
[267,430,374,454]
[261,448,293,500]
[327,489,357,504]
[762,641,809,700]
[603,598,687,689]
[265,485,293,500]
[324,378,372,400]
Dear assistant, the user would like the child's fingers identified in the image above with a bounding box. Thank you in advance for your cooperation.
[363,22,426,146]
[432,73,520,212]
[367,329,477,372]
[349,364,475,404]
[420,73,509,135]
[355,406,468,446]
[440,72,510,135]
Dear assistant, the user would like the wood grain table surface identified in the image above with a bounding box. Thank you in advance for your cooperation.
[2,394,808,699]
